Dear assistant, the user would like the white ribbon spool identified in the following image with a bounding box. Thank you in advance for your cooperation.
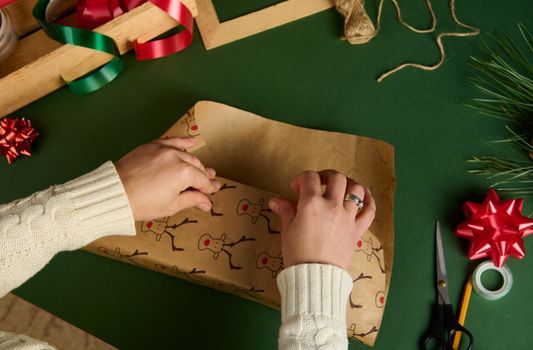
[472,261,513,300]
[0,9,17,64]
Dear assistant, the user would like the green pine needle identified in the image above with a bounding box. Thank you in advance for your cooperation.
[469,23,533,196]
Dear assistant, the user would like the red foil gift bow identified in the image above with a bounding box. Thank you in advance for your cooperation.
[77,0,193,60]
[0,117,39,164]
[455,188,533,267]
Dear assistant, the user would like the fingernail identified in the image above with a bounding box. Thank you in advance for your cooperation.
[269,199,279,212]
[213,181,222,190]
[207,168,216,177]
[198,203,210,211]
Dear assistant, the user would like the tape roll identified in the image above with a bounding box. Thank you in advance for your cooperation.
[0,9,17,63]
[472,261,513,300]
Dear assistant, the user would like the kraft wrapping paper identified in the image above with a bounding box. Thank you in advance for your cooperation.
[85,101,396,346]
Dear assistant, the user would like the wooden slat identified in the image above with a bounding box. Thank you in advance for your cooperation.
[0,0,197,116]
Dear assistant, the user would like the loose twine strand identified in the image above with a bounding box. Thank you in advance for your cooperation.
[335,0,480,82]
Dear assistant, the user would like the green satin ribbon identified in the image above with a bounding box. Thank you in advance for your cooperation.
[33,0,123,94]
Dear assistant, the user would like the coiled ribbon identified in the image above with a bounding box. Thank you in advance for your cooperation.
[34,0,123,94]
[77,0,193,60]
[0,8,17,64]
[33,0,192,93]
[133,0,192,60]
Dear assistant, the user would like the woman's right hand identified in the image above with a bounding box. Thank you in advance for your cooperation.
[268,170,376,271]
[115,137,221,221]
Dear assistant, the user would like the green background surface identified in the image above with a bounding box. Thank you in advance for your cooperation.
[1,0,532,349]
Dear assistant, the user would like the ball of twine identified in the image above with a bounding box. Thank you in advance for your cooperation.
[336,0,377,44]
[334,0,480,82]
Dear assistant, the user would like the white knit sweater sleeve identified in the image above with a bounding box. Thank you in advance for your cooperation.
[277,264,353,350]
[0,163,352,350]
[0,332,55,350]
[0,161,136,298]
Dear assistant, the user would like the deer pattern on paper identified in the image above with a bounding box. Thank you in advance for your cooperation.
[226,284,266,303]
[155,264,207,283]
[375,291,385,308]
[183,109,201,137]
[198,233,255,270]
[210,184,237,217]
[349,272,372,309]
[97,247,148,266]
[236,198,280,234]
[347,323,379,343]
[355,236,385,274]
[141,217,198,252]
[256,252,283,278]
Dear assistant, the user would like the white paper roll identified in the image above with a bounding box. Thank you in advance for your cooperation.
[472,261,513,300]
[0,9,17,64]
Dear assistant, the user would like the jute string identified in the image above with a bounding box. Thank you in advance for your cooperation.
[335,0,480,82]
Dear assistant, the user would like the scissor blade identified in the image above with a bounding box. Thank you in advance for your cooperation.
[435,221,451,305]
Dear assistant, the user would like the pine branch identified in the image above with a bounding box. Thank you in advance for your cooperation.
[468,23,533,197]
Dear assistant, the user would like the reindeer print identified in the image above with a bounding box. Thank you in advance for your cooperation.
[224,283,265,296]
[141,217,197,252]
[349,272,372,309]
[231,286,265,302]
[198,233,254,270]
[200,280,265,302]
[236,198,280,234]
[97,247,148,266]
[256,252,283,278]
[347,323,379,342]
[210,183,237,217]
[155,264,206,282]
[375,291,385,308]
[241,286,265,294]
[355,236,385,273]
[185,111,200,136]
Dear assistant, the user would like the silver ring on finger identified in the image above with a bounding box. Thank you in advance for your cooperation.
[344,193,364,209]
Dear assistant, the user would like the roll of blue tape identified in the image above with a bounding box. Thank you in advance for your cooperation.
[472,261,513,300]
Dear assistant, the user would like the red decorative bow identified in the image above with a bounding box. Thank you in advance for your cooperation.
[77,0,193,60]
[456,188,533,267]
[0,117,39,164]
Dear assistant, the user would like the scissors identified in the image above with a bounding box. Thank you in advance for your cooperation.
[422,221,474,350]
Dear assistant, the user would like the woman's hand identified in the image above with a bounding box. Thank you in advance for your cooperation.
[269,170,376,271]
[115,137,221,221]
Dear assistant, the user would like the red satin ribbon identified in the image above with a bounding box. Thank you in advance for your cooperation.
[77,0,130,29]
[0,117,39,164]
[134,0,192,60]
[77,0,193,60]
